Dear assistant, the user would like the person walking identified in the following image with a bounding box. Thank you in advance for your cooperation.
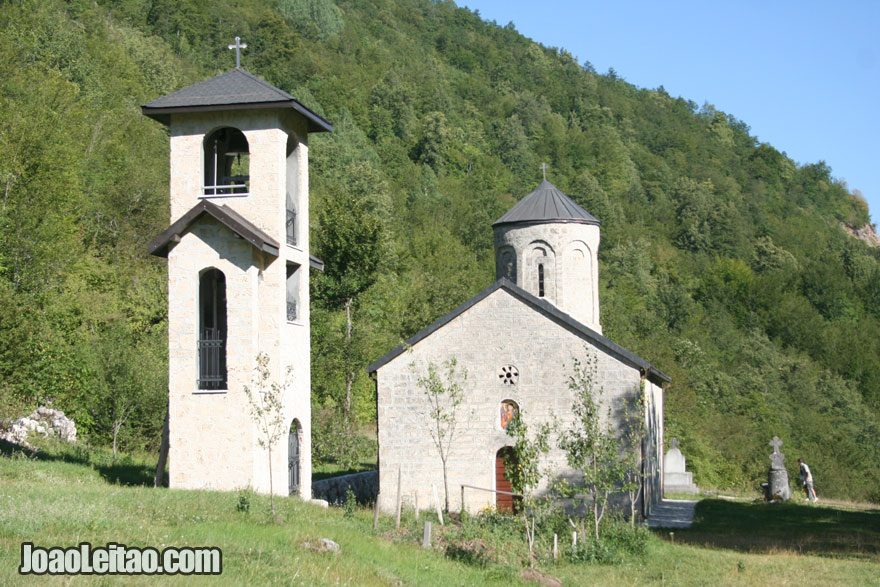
[797,458,818,503]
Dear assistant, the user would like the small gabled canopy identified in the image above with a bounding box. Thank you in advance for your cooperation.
[148,200,280,258]
[366,278,669,386]
[141,68,332,133]
[493,180,599,227]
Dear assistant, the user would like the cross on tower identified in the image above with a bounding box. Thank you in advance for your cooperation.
[228,36,248,68]
[540,162,548,181]
[769,436,783,454]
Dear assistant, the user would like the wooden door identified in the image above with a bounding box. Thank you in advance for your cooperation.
[496,447,515,513]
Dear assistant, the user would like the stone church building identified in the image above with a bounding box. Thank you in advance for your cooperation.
[368,180,669,517]
[143,65,331,498]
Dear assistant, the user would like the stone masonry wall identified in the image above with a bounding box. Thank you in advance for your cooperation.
[165,110,312,497]
[375,288,644,515]
[494,222,601,333]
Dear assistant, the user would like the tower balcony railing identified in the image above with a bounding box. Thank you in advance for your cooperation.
[202,175,249,197]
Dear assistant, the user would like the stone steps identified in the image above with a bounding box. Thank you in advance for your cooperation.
[646,499,698,529]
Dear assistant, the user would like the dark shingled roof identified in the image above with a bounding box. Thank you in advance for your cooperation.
[147,200,279,257]
[141,68,332,133]
[366,278,669,385]
[493,180,599,227]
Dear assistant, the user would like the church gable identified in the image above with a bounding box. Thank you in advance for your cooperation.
[368,278,668,385]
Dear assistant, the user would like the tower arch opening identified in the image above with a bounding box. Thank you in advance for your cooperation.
[203,127,250,196]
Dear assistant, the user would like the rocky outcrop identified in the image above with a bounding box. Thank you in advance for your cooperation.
[0,407,77,448]
[842,222,880,248]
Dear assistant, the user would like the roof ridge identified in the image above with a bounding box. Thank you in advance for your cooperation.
[234,68,295,101]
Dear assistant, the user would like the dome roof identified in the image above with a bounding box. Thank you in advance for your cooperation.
[492,180,599,227]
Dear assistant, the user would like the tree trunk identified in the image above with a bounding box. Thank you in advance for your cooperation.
[441,456,450,512]
[268,445,275,516]
[344,297,353,416]
[154,406,169,488]
[112,420,122,458]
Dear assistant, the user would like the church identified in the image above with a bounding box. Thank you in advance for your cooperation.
[368,179,669,518]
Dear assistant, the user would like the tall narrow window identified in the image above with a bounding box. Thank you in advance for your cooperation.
[286,192,297,246]
[538,264,545,297]
[203,127,249,196]
[286,263,300,322]
[198,269,227,390]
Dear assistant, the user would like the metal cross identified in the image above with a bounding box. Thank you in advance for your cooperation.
[540,162,548,181]
[669,437,679,450]
[769,436,783,454]
[228,36,247,68]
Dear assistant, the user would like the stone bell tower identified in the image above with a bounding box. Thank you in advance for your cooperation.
[492,178,602,332]
[143,46,332,497]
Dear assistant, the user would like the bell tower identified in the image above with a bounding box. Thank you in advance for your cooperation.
[492,179,602,332]
[143,51,332,497]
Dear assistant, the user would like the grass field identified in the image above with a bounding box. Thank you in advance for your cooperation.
[1,442,878,585]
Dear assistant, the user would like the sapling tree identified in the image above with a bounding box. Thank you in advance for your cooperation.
[503,410,551,567]
[558,352,625,540]
[243,352,292,516]
[413,357,467,512]
[621,381,647,526]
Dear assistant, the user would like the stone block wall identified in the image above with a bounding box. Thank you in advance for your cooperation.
[375,288,647,515]
[164,109,313,497]
[494,222,601,332]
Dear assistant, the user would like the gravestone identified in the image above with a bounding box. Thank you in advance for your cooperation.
[766,436,791,501]
[663,438,699,494]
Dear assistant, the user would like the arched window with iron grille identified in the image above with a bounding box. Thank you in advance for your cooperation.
[198,268,227,390]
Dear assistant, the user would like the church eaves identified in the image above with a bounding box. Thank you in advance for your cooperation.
[366,278,669,386]
[141,68,333,133]
[492,180,600,227]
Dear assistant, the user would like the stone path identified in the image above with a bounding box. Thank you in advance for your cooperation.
[646,499,699,529]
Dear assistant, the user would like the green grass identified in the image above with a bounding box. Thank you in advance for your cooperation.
[1,446,878,585]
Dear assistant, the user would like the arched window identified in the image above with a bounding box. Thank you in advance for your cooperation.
[203,127,249,196]
[198,268,227,390]
[538,264,545,297]
[289,419,302,494]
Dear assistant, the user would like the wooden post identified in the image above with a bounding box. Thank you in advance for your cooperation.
[372,493,381,530]
[553,533,558,560]
[432,483,444,526]
[422,521,432,548]
[572,531,577,549]
[395,467,402,529]
[460,485,465,515]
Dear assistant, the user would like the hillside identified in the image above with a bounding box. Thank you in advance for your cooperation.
[0,0,878,501]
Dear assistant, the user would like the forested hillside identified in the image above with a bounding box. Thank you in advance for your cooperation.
[1,0,878,501]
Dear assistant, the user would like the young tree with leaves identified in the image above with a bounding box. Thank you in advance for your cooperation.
[621,381,648,526]
[558,353,626,540]
[413,357,467,512]
[503,410,551,567]
[243,352,292,516]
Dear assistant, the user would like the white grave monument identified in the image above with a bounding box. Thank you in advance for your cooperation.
[663,438,698,495]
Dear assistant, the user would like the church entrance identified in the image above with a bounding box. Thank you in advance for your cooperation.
[495,447,520,513]
[288,420,301,495]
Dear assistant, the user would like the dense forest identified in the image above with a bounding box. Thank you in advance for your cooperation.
[1,0,879,501]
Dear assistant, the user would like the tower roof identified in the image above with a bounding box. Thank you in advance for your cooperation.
[141,68,332,132]
[492,180,599,227]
